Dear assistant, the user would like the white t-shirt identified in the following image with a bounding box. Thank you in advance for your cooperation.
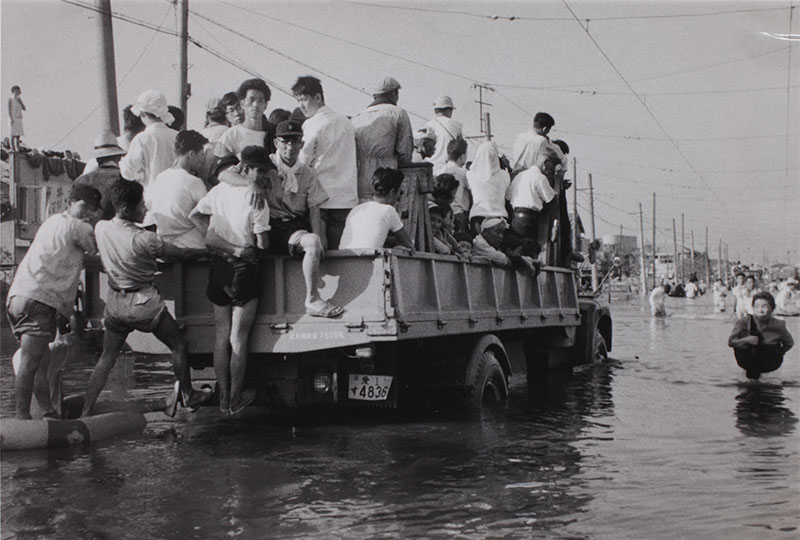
[443,161,470,215]
[298,105,359,209]
[507,166,556,212]
[339,201,404,250]
[149,167,208,249]
[510,130,549,175]
[119,122,177,200]
[215,124,266,158]
[425,116,463,166]
[192,182,271,248]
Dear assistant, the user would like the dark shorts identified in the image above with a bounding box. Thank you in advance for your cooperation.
[267,218,310,256]
[206,257,260,307]
[321,208,350,249]
[103,285,168,335]
[6,295,57,341]
[511,208,541,240]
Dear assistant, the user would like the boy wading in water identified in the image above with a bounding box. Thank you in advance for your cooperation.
[728,291,794,380]
[82,180,211,417]
[190,146,272,416]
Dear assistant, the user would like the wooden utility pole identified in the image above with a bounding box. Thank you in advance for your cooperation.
[724,243,729,282]
[718,239,723,283]
[178,0,189,127]
[681,213,685,281]
[639,203,647,295]
[589,173,598,290]
[672,218,678,281]
[652,193,657,289]
[705,227,710,284]
[473,84,494,140]
[572,158,578,250]
[690,230,695,279]
[96,0,120,135]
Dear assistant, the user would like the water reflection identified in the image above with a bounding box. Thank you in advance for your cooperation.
[735,383,798,438]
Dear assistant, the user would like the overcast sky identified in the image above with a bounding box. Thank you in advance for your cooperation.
[2,0,798,265]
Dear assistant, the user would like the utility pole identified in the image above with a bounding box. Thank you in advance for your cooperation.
[681,213,685,281]
[639,203,647,295]
[473,84,494,140]
[690,230,695,280]
[652,193,656,289]
[718,239,723,284]
[178,0,189,128]
[572,158,578,251]
[96,0,120,136]
[725,243,729,282]
[705,227,710,284]
[589,173,598,290]
[672,218,678,282]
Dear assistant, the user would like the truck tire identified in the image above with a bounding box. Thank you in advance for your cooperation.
[592,329,608,364]
[467,350,508,409]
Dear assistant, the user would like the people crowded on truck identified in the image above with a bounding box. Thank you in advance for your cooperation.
[471,217,541,274]
[6,184,103,419]
[424,95,463,174]
[352,75,414,202]
[189,145,272,416]
[507,147,558,260]
[511,112,555,177]
[429,201,465,257]
[149,130,213,249]
[339,167,414,251]
[292,76,359,250]
[74,130,126,221]
[215,79,277,159]
[82,179,211,417]
[466,141,510,236]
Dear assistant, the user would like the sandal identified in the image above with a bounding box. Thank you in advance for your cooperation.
[183,388,213,412]
[229,388,256,416]
[306,301,344,318]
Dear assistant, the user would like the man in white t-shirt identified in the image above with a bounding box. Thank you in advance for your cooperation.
[149,130,212,249]
[442,138,470,234]
[292,76,358,249]
[425,95,463,173]
[508,147,559,251]
[510,112,555,177]
[340,167,414,251]
[215,79,276,159]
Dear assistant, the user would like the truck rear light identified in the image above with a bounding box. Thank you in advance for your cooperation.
[313,370,332,394]
[355,347,373,359]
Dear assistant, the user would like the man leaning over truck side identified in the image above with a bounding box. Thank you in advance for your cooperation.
[81,180,212,417]
[189,146,272,416]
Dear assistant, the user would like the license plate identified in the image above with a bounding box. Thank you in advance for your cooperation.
[348,374,393,401]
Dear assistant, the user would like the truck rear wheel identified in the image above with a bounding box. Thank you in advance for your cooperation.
[592,329,608,364]
[468,350,508,409]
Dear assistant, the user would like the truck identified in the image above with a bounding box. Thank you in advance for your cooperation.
[82,163,612,413]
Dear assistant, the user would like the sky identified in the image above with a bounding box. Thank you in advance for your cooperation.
[2,0,798,265]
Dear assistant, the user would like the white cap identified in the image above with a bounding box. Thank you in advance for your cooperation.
[433,95,455,109]
[130,90,174,124]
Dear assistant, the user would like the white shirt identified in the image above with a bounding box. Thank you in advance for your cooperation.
[149,167,208,249]
[192,182,271,249]
[215,124,266,158]
[443,161,470,214]
[425,116,463,166]
[119,122,177,201]
[8,212,96,318]
[298,105,359,209]
[507,166,556,212]
[339,201,404,250]
[510,130,549,175]
[201,123,229,144]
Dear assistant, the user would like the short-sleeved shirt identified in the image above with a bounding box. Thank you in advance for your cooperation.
[95,218,165,290]
[510,130,549,176]
[352,103,414,200]
[214,121,276,158]
[74,162,122,220]
[425,116,463,167]
[119,122,177,202]
[201,122,229,144]
[7,212,97,318]
[149,167,208,249]
[298,105,359,210]
[339,201,404,249]
[266,155,329,221]
[443,161,470,214]
[193,180,271,249]
[508,166,556,212]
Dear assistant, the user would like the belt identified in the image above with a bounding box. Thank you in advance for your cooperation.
[513,207,540,215]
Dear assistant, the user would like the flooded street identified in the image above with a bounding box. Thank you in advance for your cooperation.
[2,294,799,540]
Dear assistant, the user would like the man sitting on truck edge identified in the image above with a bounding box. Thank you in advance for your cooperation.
[189,145,272,416]
[6,184,103,419]
[339,167,414,251]
[82,180,212,417]
[217,120,342,318]
[472,217,542,275]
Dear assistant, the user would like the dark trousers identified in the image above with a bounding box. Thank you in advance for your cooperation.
[321,208,350,250]
[511,207,540,242]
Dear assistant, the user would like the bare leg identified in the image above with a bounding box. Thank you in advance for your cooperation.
[151,313,194,400]
[82,327,128,416]
[229,299,258,408]
[14,335,50,419]
[212,304,233,410]
[299,233,324,308]
[32,345,55,415]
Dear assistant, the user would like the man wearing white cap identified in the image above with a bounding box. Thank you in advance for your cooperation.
[351,75,414,201]
[120,90,177,207]
[424,95,463,173]
[75,131,127,220]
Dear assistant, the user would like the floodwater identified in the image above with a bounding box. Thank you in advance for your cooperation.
[2,294,799,540]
